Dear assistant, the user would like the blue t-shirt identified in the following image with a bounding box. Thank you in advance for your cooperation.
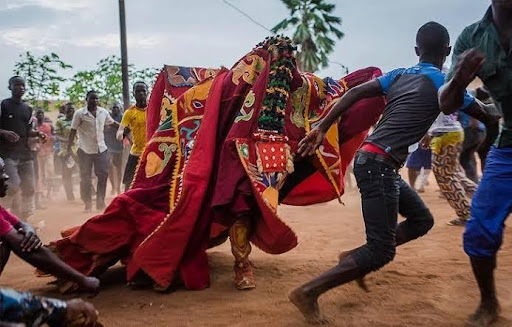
[366,63,475,163]
[378,63,474,107]
[458,111,485,130]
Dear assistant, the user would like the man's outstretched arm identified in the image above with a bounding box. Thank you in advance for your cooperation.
[439,48,485,114]
[12,221,42,252]
[66,129,77,154]
[462,100,501,152]
[0,230,99,293]
[298,79,383,157]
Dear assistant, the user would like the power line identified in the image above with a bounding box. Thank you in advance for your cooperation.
[220,0,348,72]
[329,60,349,74]
[221,0,274,33]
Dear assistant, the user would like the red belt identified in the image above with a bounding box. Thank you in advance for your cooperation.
[361,143,388,155]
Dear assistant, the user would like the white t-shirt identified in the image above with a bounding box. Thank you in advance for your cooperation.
[71,107,115,154]
[428,112,462,135]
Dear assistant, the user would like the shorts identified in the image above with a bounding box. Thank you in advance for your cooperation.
[405,147,432,170]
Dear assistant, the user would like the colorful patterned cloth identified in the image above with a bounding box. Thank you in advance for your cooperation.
[0,288,67,326]
[55,117,76,156]
[145,65,220,140]
[430,130,464,155]
[431,131,477,219]
[49,37,385,290]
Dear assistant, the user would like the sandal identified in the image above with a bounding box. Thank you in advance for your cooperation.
[447,218,467,226]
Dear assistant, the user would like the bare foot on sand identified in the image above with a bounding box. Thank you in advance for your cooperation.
[127,271,154,290]
[81,276,100,295]
[467,301,500,327]
[338,251,369,292]
[59,276,100,296]
[288,288,330,325]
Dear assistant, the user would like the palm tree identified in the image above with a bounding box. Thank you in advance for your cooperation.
[272,0,344,73]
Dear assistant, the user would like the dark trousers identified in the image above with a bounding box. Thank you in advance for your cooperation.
[59,155,75,201]
[122,154,140,191]
[464,146,512,258]
[77,149,108,208]
[460,128,486,183]
[1,158,35,218]
[352,153,434,273]
[108,151,123,194]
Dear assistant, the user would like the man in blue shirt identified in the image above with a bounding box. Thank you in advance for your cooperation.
[288,22,498,325]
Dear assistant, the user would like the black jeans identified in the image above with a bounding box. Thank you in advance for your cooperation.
[77,149,109,208]
[460,128,486,183]
[59,155,75,201]
[352,152,434,273]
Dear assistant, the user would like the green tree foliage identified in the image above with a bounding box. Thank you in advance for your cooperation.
[65,55,159,107]
[13,52,72,110]
[272,0,344,73]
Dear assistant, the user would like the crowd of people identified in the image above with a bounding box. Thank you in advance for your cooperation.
[0,1,510,326]
[0,77,148,326]
[402,85,496,227]
[0,79,148,216]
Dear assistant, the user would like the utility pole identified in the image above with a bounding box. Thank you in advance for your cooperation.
[119,0,130,109]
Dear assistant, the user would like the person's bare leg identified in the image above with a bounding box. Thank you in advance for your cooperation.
[408,168,420,190]
[416,168,429,192]
[62,163,74,201]
[422,168,432,186]
[336,178,433,296]
[345,162,354,191]
[42,156,52,201]
[467,256,500,327]
[337,248,368,292]
[336,218,430,294]
[2,230,99,293]
[229,215,255,290]
[116,155,122,194]
[288,254,364,325]
[108,161,116,196]
[288,288,328,325]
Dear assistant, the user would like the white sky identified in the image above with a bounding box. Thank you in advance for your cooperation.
[0,0,491,99]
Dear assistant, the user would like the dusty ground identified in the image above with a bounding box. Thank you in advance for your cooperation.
[1,174,510,327]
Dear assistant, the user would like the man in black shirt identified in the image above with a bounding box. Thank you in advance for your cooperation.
[288,23,498,325]
[0,76,46,219]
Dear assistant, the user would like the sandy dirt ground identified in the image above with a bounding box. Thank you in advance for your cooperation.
[1,174,510,327]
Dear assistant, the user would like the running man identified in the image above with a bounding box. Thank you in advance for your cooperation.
[290,22,497,324]
[67,91,120,212]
